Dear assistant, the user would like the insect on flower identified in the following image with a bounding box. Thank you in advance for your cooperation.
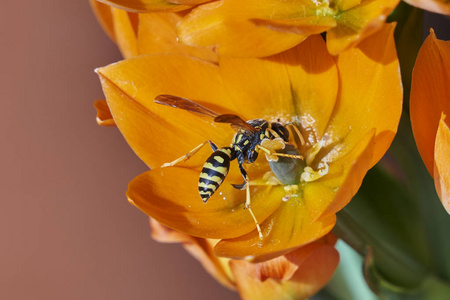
[155,94,305,240]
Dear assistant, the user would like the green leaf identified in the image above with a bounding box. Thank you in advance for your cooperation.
[388,2,424,105]
[336,164,429,288]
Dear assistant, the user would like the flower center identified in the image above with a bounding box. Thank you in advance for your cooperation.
[249,123,330,201]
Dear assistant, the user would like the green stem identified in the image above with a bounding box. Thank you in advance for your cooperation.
[333,208,428,289]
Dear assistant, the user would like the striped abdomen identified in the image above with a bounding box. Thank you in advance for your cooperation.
[198,148,233,203]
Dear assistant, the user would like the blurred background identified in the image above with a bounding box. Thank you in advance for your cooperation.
[0,1,238,299]
[1,1,449,300]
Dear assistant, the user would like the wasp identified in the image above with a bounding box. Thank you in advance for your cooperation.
[155,95,303,239]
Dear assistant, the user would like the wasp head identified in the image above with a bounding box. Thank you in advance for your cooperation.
[270,122,290,142]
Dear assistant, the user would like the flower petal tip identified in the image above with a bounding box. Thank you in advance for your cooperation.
[434,114,450,215]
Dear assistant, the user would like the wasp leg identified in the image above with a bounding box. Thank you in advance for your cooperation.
[237,163,263,240]
[245,183,264,240]
[161,140,218,168]
[231,182,246,190]
[256,145,304,160]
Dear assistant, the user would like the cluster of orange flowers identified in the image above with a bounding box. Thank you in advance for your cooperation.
[91,0,450,298]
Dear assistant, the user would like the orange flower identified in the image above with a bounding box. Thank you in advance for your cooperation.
[229,235,338,300]
[95,23,402,261]
[93,0,210,13]
[410,29,450,214]
[90,0,217,61]
[150,218,339,299]
[177,0,400,57]
[403,0,450,15]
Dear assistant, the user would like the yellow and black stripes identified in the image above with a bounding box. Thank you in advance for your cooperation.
[198,148,233,203]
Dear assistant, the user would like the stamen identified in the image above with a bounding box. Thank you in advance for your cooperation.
[305,139,325,166]
[300,162,329,182]
[282,185,299,202]
[290,124,306,148]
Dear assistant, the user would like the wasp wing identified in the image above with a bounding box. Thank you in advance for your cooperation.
[214,114,256,132]
[155,95,256,132]
[155,94,220,118]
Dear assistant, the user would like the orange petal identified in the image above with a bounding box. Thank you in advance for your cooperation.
[220,0,335,54]
[306,130,376,219]
[434,114,450,214]
[96,54,232,168]
[127,167,284,239]
[326,0,400,55]
[170,0,211,4]
[111,8,139,58]
[335,0,362,11]
[97,0,190,12]
[90,0,116,42]
[182,239,236,290]
[206,0,326,20]
[214,210,336,261]
[403,0,450,15]
[218,35,338,140]
[137,13,217,61]
[250,16,336,36]
[149,218,236,289]
[229,242,339,299]
[410,29,450,176]
[149,217,192,243]
[280,35,338,143]
[93,100,116,127]
[328,23,402,168]
[177,1,308,58]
